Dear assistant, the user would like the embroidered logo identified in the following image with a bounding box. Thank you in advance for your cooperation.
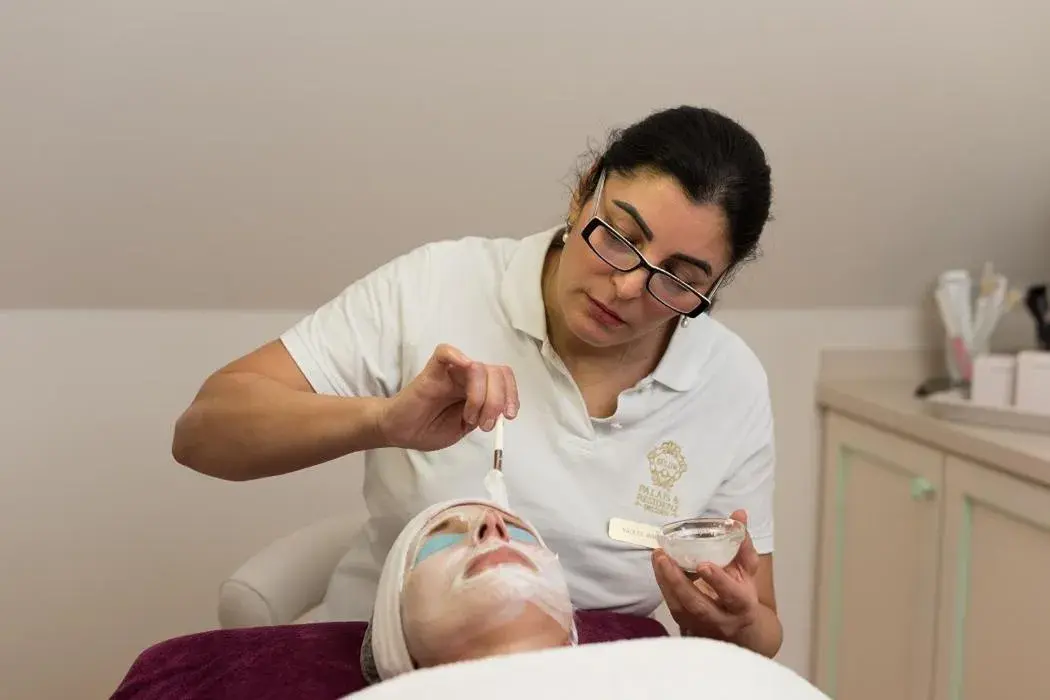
[634,440,687,517]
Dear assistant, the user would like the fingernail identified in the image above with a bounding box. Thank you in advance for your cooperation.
[482,418,495,431]
[507,404,518,419]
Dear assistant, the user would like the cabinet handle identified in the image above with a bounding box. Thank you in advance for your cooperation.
[910,476,936,501]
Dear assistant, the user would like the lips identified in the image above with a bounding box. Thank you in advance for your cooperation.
[464,547,535,578]
[586,295,627,326]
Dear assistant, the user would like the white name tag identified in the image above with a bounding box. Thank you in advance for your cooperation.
[607,518,661,549]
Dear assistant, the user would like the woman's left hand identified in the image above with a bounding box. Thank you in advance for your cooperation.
[652,509,763,645]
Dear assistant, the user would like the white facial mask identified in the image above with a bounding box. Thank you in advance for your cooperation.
[400,513,574,666]
[448,538,572,626]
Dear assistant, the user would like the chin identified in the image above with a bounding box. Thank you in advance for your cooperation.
[571,304,642,347]
[565,317,618,347]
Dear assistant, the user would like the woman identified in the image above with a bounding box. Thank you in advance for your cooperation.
[173,105,782,657]
[363,498,577,683]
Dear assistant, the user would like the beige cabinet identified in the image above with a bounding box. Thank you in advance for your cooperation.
[933,456,1050,700]
[814,412,1050,700]
[813,413,942,700]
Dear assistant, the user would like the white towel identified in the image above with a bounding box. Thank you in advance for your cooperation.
[367,497,577,682]
[351,637,831,700]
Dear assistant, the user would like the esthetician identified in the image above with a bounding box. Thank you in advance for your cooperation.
[173,105,783,657]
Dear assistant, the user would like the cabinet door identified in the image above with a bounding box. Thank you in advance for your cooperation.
[813,413,944,700]
[933,457,1050,700]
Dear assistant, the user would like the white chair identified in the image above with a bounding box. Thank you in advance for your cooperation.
[218,513,365,628]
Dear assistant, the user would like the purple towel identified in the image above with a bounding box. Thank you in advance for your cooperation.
[111,612,667,700]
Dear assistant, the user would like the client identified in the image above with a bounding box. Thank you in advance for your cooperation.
[360,498,577,684]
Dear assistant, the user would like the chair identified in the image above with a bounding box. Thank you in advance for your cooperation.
[218,513,365,628]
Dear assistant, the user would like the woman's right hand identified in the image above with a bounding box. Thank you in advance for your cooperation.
[378,344,520,452]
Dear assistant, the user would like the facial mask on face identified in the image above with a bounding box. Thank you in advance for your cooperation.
[448,543,572,629]
[401,522,574,665]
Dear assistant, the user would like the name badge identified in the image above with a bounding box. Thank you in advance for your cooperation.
[607,517,661,549]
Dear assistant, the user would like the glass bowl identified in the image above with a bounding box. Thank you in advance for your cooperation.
[656,516,746,572]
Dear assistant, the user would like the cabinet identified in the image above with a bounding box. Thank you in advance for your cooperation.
[932,456,1050,700]
[813,412,1050,700]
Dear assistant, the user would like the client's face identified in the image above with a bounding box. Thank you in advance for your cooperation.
[400,504,574,668]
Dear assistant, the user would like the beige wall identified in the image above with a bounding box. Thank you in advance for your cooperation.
[2,1,1048,698]
[1,307,930,698]
[2,1,1049,310]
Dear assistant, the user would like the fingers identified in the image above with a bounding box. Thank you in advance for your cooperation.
[431,345,520,429]
[433,343,473,370]
[735,531,760,574]
[500,365,519,419]
[651,551,686,619]
[652,551,722,622]
[462,362,487,427]
[479,364,519,427]
[476,364,506,430]
[695,564,750,614]
[459,362,518,430]
[729,509,760,574]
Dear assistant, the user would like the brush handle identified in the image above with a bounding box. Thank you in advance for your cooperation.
[492,414,505,471]
[494,414,504,451]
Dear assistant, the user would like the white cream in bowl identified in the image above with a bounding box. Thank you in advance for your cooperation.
[657,517,746,571]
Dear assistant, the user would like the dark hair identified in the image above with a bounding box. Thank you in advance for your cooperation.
[571,105,772,269]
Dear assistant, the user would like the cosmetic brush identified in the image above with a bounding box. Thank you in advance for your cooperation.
[972,263,995,347]
[484,415,509,507]
[493,414,504,472]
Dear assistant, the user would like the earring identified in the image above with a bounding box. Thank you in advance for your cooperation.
[680,316,690,328]
[561,229,569,244]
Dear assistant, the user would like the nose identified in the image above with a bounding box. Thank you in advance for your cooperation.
[612,267,647,300]
[474,509,510,544]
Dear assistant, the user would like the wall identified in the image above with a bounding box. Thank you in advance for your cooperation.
[3,1,1049,310]
[2,0,1048,698]
[1,306,932,698]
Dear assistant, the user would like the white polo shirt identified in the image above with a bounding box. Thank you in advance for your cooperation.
[280,227,775,620]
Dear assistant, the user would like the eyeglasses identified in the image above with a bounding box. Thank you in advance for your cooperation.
[577,171,722,318]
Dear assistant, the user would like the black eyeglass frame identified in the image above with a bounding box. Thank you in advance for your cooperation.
[576,171,726,318]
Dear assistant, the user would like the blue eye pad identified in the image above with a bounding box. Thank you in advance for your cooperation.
[413,533,467,566]
[412,525,540,566]
[507,525,539,545]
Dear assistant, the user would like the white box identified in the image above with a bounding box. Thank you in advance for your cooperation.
[1014,351,1050,415]
[970,354,1016,408]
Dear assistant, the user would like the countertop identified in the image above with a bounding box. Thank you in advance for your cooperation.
[817,379,1050,489]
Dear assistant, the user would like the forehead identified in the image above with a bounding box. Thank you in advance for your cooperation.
[602,171,730,266]
[423,503,532,531]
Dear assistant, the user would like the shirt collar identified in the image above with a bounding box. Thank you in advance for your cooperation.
[500,227,561,342]
[650,314,716,392]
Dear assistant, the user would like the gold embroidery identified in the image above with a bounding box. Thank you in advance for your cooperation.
[634,440,688,517]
